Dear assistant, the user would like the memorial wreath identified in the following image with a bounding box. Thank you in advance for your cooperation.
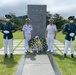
[29,36,48,53]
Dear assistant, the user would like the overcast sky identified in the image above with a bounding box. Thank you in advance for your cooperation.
[0,0,76,19]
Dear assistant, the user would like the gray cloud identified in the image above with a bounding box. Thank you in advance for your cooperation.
[0,0,76,19]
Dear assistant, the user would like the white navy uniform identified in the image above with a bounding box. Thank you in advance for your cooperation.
[22,25,32,52]
[46,24,57,52]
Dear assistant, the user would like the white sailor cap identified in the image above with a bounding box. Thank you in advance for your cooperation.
[25,18,30,21]
[49,18,54,22]
[5,14,12,19]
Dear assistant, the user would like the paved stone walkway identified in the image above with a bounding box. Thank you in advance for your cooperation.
[22,55,55,75]
[0,39,76,55]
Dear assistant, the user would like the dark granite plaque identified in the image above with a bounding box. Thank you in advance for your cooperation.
[28,5,46,38]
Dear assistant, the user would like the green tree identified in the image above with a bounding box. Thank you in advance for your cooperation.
[11,15,27,30]
[53,13,65,32]
[46,11,53,26]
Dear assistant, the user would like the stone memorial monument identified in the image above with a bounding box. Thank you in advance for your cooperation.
[28,5,46,38]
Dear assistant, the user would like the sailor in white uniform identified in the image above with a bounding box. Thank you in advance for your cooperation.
[22,18,33,52]
[46,18,57,52]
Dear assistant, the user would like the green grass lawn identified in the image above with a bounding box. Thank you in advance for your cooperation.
[0,32,3,48]
[0,55,22,75]
[52,54,76,75]
[13,31,23,39]
[56,31,65,43]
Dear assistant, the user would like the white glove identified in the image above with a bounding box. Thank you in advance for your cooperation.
[69,33,75,37]
[4,30,9,34]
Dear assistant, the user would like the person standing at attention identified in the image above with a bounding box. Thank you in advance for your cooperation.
[46,18,57,52]
[62,16,76,58]
[22,18,33,53]
[1,14,16,58]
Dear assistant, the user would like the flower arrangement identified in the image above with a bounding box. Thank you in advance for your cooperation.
[36,41,41,46]
[29,37,48,52]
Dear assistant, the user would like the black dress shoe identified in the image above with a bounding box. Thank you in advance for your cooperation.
[10,53,13,58]
[71,54,74,58]
[64,54,66,57]
[4,54,7,58]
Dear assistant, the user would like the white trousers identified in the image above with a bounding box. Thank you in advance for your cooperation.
[64,40,74,54]
[24,34,31,51]
[47,34,54,51]
[4,38,13,54]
